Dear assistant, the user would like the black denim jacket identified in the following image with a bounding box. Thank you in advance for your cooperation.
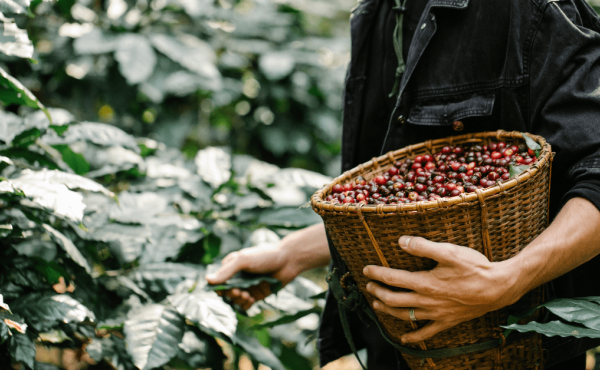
[318,0,600,367]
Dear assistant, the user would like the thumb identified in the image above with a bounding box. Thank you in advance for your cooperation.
[398,236,457,264]
[206,253,243,284]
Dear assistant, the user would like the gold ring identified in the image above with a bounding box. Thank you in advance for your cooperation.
[409,308,417,322]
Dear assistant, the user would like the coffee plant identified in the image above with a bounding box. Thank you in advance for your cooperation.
[0,4,333,369]
[0,102,334,369]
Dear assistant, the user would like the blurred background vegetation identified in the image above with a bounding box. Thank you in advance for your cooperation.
[6,0,352,176]
[0,0,356,369]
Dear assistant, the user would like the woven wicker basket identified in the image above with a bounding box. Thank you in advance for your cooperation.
[311,131,552,370]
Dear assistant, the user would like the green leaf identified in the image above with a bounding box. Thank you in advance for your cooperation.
[9,332,35,369]
[509,164,530,178]
[522,133,541,151]
[11,294,74,331]
[12,127,41,147]
[168,291,238,338]
[0,223,12,238]
[0,0,29,14]
[502,320,600,338]
[233,331,286,370]
[201,234,221,264]
[124,304,185,370]
[0,14,34,59]
[115,34,157,85]
[125,263,204,301]
[258,207,322,228]
[39,329,73,343]
[42,122,140,152]
[10,174,86,222]
[206,270,282,295]
[194,147,231,188]
[33,259,68,284]
[0,66,49,120]
[50,125,69,136]
[43,224,91,274]
[52,145,90,175]
[252,307,321,329]
[19,168,112,196]
[540,298,600,330]
[0,148,59,169]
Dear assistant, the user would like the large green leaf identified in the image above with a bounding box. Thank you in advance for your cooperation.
[11,294,76,331]
[503,320,600,338]
[0,13,33,58]
[541,298,600,330]
[87,223,151,264]
[253,307,321,329]
[16,169,113,197]
[124,304,185,370]
[115,34,157,85]
[52,145,90,175]
[176,329,226,369]
[43,224,91,273]
[257,207,322,228]
[0,0,30,14]
[9,176,85,222]
[149,34,221,86]
[194,147,231,188]
[125,263,204,301]
[167,290,238,338]
[42,122,139,152]
[233,331,286,370]
[206,270,282,294]
[9,332,35,368]
[0,67,49,120]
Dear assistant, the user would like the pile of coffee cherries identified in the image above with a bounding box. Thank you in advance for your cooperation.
[326,142,538,205]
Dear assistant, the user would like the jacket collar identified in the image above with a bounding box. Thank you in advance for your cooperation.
[430,0,470,9]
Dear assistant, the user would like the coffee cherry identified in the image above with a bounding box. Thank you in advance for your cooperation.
[332,184,343,193]
[441,146,452,154]
[388,167,399,176]
[415,183,427,193]
[374,176,387,185]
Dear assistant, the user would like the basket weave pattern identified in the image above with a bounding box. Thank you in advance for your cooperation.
[312,131,551,370]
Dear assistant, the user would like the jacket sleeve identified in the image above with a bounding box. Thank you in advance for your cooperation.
[529,0,600,214]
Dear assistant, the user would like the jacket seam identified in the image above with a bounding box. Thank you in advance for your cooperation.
[406,78,525,100]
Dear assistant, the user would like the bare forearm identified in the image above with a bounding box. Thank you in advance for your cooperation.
[280,222,331,275]
[504,197,600,300]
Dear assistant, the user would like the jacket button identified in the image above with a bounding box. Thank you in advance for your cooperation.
[397,115,406,124]
[452,120,464,131]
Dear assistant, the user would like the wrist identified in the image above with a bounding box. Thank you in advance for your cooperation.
[494,256,530,306]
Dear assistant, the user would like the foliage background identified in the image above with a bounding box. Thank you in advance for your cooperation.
[0,0,355,369]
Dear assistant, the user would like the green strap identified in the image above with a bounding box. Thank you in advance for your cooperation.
[389,0,408,97]
[338,301,368,370]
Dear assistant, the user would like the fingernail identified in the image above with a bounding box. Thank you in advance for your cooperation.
[400,336,407,343]
[363,266,369,275]
[373,301,380,310]
[366,282,372,292]
[401,237,411,249]
[206,273,215,280]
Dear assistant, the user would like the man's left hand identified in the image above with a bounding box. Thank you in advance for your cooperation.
[363,235,522,344]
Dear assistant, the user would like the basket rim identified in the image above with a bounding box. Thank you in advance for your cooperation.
[311,130,552,214]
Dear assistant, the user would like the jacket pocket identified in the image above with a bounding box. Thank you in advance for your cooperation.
[407,91,495,125]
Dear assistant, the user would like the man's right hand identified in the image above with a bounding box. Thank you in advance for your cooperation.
[205,223,331,310]
[205,243,298,310]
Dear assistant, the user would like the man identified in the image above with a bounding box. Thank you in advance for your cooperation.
[207,0,600,368]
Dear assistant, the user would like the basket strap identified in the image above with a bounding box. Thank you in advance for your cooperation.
[475,189,493,261]
[356,205,435,367]
[356,205,390,268]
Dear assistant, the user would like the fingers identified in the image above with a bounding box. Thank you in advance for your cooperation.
[400,319,462,343]
[363,265,434,293]
[398,236,459,264]
[372,300,433,321]
[206,252,244,285]
[366,281,437,307]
